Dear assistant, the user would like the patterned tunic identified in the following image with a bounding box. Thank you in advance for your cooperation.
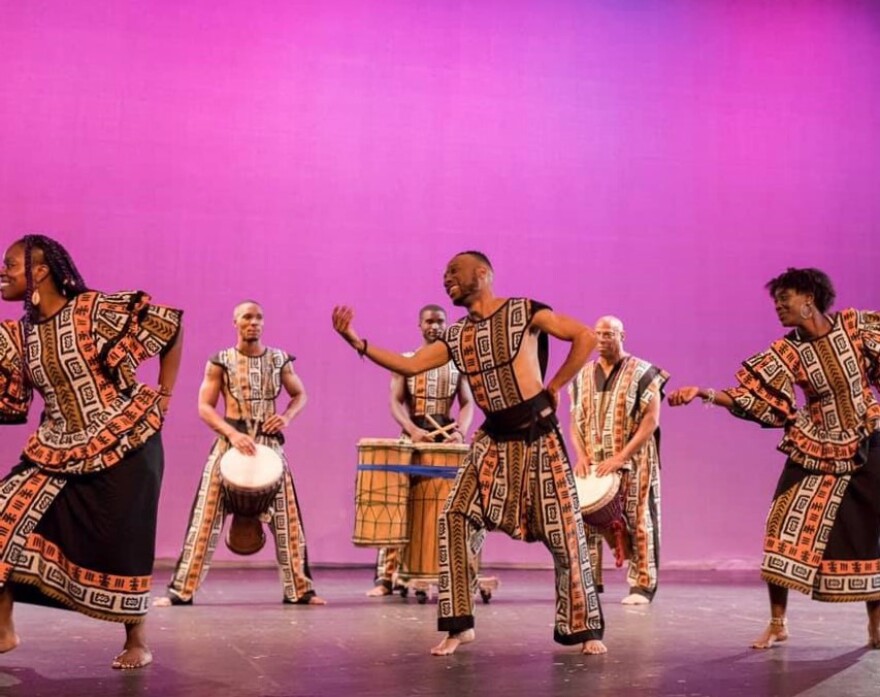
[724,309,880,601]
[437,298,604,643]
[0,290,181,622]
[405,357,460,421]
[570,356,668,597]
[726,309,880,474]
[165,346,316,603]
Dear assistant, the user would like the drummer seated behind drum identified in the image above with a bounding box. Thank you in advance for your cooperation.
[155,301,325,606]
[569,315,668,605]
[367,304,475,596]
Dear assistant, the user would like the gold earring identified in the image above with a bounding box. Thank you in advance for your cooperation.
[31,289,41,306]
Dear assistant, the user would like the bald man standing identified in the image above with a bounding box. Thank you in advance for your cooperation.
[156,301,324,606]
[569,317,668,604]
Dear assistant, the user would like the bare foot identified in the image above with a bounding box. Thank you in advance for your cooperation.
[621,593,650,606]
[152,596,172,607]
[0,626,20,654]
[0,589,19,654]
[306,595,327,605]
[430,629,475,656]
[582,640,607,655]
[112,646,153,670]
[751,618,788,649]
[366,584,392,597]
[869,620,880,649]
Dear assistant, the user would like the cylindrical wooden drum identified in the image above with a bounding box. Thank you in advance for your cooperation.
[220,444,284,555]
[353,439,414,547]
[401,443,469,580]
[574,467,623,529]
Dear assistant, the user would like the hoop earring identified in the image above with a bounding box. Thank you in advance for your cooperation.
[799,304,814,320]
[31,289,41,307]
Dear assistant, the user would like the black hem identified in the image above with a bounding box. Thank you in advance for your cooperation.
[438,616,475,634]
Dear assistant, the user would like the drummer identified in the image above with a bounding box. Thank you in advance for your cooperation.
[367,304,475,597]
[155,301,325,606]
[569,316,668,605]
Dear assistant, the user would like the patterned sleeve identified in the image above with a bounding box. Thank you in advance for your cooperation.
[856,310,880,387]
[0,320,32,424]
[723,347,796,428]
[636,364,670,416]
[93,291,183,384]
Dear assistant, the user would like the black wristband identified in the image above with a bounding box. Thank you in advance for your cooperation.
[357,338,368,358]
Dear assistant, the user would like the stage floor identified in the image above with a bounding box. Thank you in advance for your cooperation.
[1,567,878,697]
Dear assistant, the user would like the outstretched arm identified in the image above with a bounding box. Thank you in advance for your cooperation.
[531,309,596,407]
[332,306,450,376]
[668,386,735,410]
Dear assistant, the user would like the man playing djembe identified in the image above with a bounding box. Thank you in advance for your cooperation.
[156,301,324,606]
[569,316,668,604]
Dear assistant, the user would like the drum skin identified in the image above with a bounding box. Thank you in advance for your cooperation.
[220,444,284,555]
[575,467,623,529]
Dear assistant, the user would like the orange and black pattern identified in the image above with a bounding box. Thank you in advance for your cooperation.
[0,290,179,622]
[8,291,181,474]
[725,309,880,602]
[437,426,604,642]
[166,348,314,602]
[405,359,460,419]
[725,308,880,474]
[443,298,544,413]
[570,356,667,598]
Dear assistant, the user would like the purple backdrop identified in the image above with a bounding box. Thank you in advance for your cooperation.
[1,1,878,568]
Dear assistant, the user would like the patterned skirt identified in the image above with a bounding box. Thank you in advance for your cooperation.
[0,434,164,622]
[762,432,880,602]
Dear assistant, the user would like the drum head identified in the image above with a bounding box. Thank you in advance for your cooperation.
[574,467,620,508]
[220,444,284,488]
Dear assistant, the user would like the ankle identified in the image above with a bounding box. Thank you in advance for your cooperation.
[769,617,787,629]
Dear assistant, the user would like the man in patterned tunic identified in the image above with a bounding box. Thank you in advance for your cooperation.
[569,316,668,605]
[333,251,606,656]
[368,304,474,596]
[156,301,324,606]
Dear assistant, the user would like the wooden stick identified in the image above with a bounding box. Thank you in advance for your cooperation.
[424,414,458,441]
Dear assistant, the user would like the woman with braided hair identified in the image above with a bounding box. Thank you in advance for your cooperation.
[0,235,183,669]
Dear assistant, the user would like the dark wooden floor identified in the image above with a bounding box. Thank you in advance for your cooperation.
[1,566,878,697]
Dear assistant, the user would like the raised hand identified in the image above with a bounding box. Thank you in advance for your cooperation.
[332,306,360,346]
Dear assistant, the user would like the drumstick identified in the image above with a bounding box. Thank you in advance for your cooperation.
[424,414,458,441]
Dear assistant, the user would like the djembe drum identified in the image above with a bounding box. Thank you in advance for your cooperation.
[575,466,628,567]
[352,439,413,547]
[220,444,284,555]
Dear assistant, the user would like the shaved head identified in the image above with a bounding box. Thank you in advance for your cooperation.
[595,315,624,333]
[233,300,262,320]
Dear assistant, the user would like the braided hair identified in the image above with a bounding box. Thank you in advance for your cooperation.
[19,234,89,329]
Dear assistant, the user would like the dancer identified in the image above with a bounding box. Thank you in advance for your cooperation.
[669,268,880,649]
[0,234,183,669]
[334,251,606,656]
